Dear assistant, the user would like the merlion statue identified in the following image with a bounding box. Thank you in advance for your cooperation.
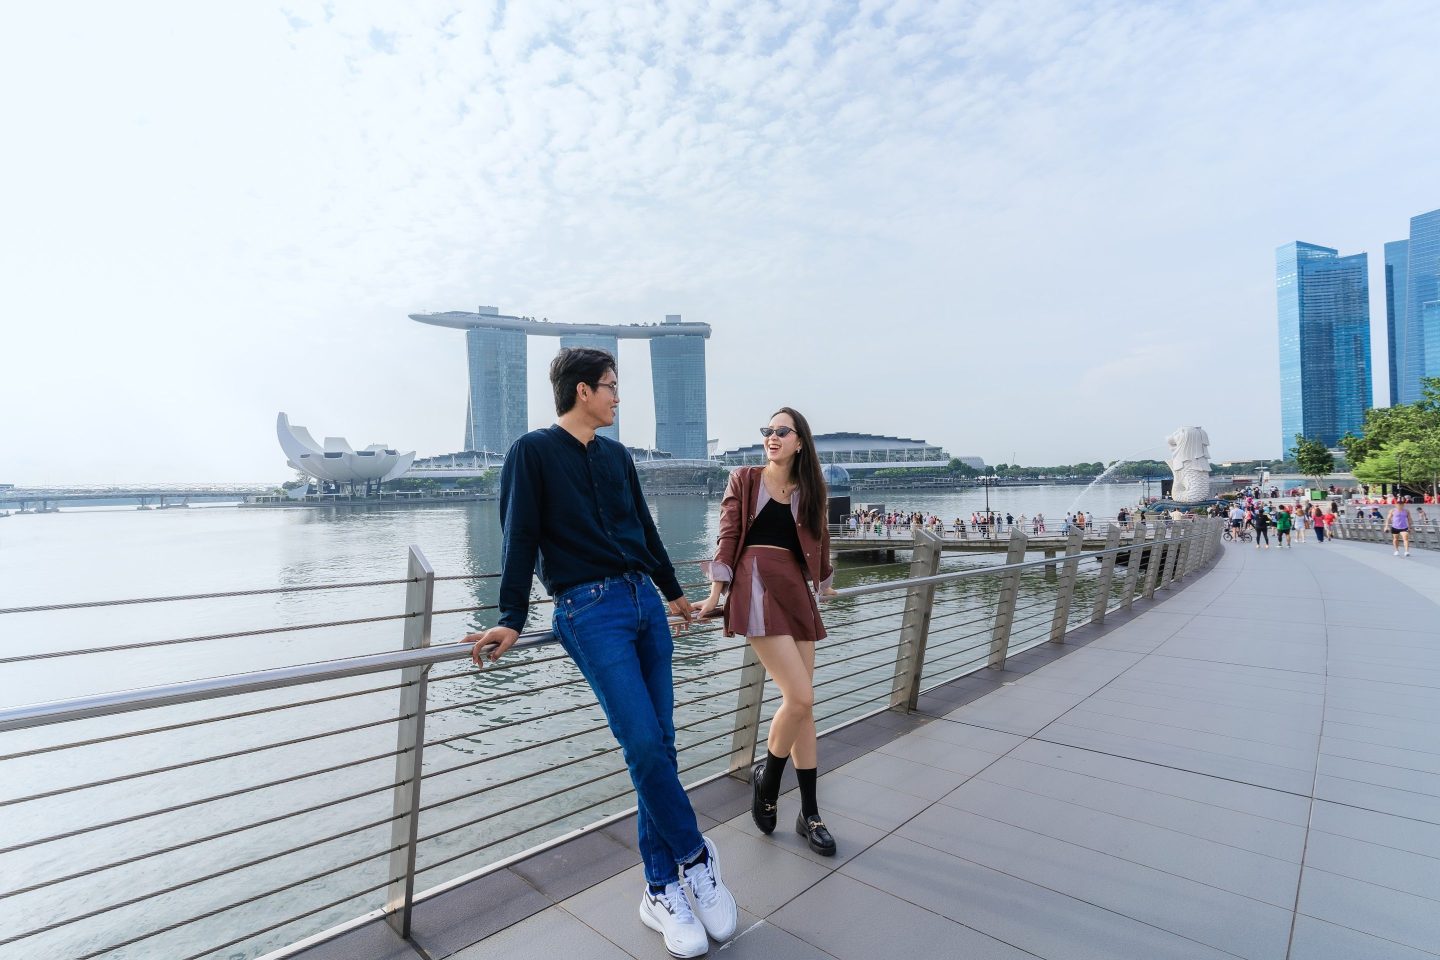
[1166,426,1212,503]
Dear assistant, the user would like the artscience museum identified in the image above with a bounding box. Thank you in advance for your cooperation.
[277,413,416,491]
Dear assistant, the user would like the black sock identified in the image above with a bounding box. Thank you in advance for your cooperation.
[683,844,709,870]
[760,749,788,803]
[796,767,819,819]
[649,882,668,895]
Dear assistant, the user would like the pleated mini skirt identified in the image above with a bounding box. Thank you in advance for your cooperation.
[725,546,827,642]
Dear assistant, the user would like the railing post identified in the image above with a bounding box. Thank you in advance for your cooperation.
[1090,525,1123,625]
[891,528,945,711]
[386,546,434,939]
[1048,528,1085,643]
[1172,524,1192,581]
[1121,520,1146,610]
[727,644,767,774]
[1163,523,1184,585]
[1142,526,1168,600]
[988,529,1029,669]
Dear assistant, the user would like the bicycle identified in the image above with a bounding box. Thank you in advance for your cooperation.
[1222,526,1252,543]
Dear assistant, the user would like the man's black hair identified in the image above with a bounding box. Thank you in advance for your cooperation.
[550,347,616,415]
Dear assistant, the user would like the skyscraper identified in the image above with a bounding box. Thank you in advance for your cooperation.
[1276,242,1372,457]
[650,315,709,459]
[1385,240,1408,406]
[463,307,528,454]
[1385,207,1440,405]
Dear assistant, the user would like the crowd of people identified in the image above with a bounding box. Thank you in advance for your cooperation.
[843,507,1134,539]
[1216,495,1422,556]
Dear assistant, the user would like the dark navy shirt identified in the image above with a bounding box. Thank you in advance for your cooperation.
[497,425,683,631]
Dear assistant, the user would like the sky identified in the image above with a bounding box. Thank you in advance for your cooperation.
[2,0,1437,484]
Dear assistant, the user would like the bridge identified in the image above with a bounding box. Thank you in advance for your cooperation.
[2,517,1437,959]
[0,484,271,512]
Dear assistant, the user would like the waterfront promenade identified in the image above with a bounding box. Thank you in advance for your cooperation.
[299,532,1440,960]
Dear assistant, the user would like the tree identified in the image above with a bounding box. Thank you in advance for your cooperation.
[1354,439,1440,496]
[1292,435,1334,487]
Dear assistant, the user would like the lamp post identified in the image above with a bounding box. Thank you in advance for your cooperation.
[1397,451,1403,500]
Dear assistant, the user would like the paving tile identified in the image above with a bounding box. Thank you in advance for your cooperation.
[450,907,631,960]
[912,717,1026,754]
[976,755,1307,861]
[1309,800,1440,860]
[1005,740,1312,824]
[1288,915,1440,960]
[510,825,639,902]
[1315,774,1440,825]
[772,872,1034,960]
[1298,866,1440,954]
[713,919,840,959]
[1303,830,1440,902]
[832,748,972,800]
[1038,720,1317,794]
[939,776,1301,905]
[410,868,552,960]
[1074,694,1321,749]
[298,919,424,960]
[1322,735,1440,777]
[873,732,1007,776]
[839,834,1240,960]
[895,803,1293,958]
[1318,753,1440,797]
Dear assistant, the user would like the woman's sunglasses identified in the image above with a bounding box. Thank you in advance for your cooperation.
[759,426,795,438]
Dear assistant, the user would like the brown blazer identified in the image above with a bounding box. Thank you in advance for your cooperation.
[704,466,834,592]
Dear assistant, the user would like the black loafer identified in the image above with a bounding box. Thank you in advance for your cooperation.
[751,760,777,834]
[796,812,836,856]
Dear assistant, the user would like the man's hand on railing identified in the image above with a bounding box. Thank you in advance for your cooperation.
[466,626,519,667]
[668,595,696,633]
[819,587,839,602]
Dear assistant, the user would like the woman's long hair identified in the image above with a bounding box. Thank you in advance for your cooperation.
[775,406,827,537]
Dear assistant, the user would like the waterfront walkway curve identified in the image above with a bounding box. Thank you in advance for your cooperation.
[296,533,1440,960]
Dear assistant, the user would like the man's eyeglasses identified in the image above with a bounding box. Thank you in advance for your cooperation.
[759,426,795,438]
[592,380,619,396]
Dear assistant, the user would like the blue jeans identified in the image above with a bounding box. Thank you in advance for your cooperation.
[552,572,704,887]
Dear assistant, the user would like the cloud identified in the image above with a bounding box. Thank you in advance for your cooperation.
[2,0,1438,480]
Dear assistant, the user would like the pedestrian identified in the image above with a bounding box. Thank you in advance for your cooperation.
[1275,506,1292,547]
[1253,507,1271,548]
[465,348,737,957]
[1314,506,1327,543]
[697,408,838,858]
[1386,501,1412,557]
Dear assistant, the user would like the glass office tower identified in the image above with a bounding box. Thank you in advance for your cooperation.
[1385,240,1409,406]
[558,334,620,441]
[463,307,528,453]
[1276,242,1372,457]
[651,314,709,459]
[1387,208,1440,405]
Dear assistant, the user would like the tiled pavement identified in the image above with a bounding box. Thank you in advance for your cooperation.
[302,536,1440,960]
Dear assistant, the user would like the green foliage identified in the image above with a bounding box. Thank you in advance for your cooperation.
[1353,438,1440,491]
[1340,376,1440,465]
[1291,435,1335,483]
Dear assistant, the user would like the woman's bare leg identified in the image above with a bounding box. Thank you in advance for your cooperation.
[749,634,818,768]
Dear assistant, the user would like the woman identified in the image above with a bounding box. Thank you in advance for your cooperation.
[1386,502,1411,557]
[698,407,838,856]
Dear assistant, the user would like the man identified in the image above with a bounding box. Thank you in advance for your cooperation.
[465,348,736,958]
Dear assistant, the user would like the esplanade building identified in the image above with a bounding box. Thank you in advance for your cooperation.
[411,306,710,459]
[717,433,983,476]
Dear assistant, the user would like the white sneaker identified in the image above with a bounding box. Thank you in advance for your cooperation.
[683,836,738,942]
[1395,550,1400,556]
[640,882,708,958]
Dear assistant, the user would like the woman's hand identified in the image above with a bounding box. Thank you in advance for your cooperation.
[820,586,839,601]
[696,586,724,621]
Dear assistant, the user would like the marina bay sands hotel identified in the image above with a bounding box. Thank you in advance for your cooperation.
[410,307,711,460]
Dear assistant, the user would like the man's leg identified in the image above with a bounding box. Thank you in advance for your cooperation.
[554,581,702,884]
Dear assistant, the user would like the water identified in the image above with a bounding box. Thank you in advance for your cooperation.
[0,482,1145,959]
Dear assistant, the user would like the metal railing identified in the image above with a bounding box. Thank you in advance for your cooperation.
[1328,516,1440,550]
[0,520,1222,960]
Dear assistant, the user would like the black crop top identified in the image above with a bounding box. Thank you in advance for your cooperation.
[744,497,805,567]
